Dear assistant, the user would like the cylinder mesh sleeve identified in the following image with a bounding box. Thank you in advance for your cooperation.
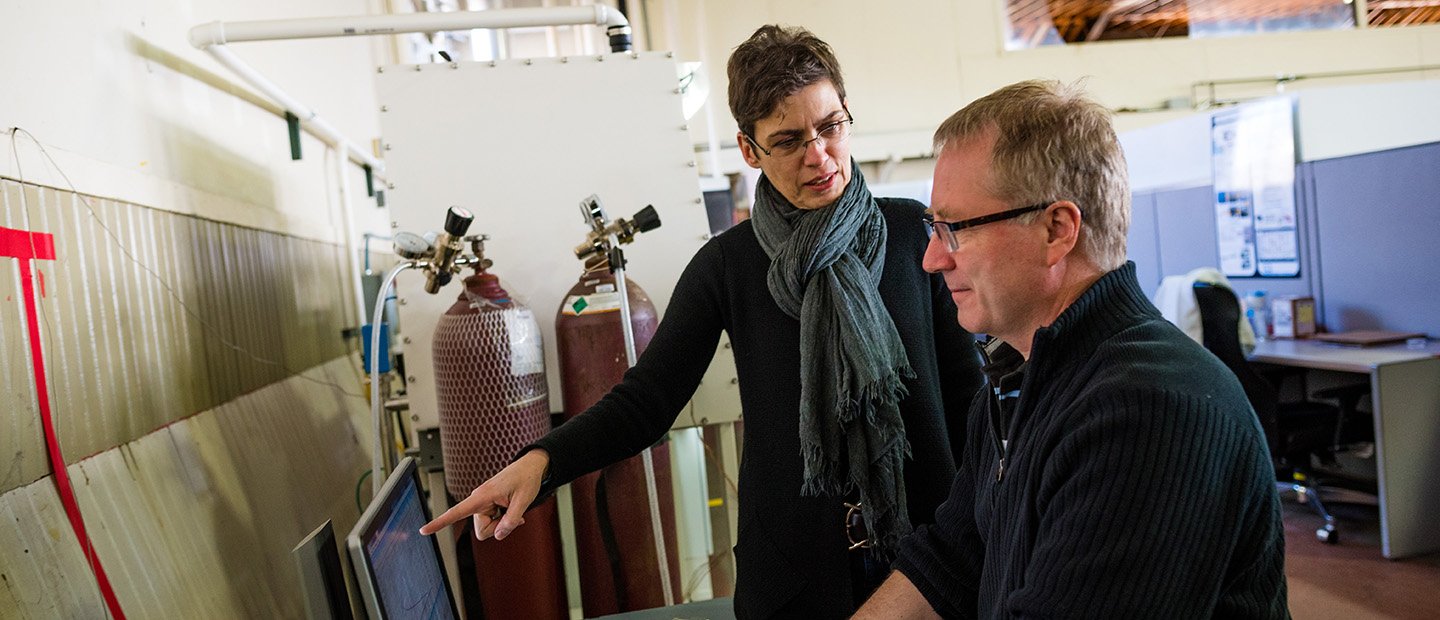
[433,305,550,500]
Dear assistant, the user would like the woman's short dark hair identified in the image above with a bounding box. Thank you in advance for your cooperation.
[727,25,846,137]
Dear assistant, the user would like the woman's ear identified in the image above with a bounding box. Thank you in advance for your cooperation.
[738,132,762,169]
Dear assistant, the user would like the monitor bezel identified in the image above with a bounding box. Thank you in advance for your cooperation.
[292,519,356,620]
[346,456,459,620]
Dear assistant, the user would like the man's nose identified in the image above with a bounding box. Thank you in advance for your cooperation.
[921,233,954,274]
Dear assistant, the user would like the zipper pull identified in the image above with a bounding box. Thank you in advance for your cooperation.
[996,457,1006,482]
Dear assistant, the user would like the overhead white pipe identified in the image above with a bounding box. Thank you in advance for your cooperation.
[189,6,628,46]
[188,6,633,175]
[335,141,369,330]
[199,43,385,176]
[189,6,634,326]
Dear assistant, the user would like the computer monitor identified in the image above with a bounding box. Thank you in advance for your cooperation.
[292,520,355,620]
[347,457,459,620]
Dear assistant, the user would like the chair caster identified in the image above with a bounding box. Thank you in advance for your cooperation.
[1316,526,1338,544]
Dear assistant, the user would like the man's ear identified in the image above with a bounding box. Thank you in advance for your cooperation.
[738,132,762,169]
[1043,201,1083,266]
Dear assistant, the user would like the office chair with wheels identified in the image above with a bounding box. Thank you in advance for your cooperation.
[1191,283,1377,544]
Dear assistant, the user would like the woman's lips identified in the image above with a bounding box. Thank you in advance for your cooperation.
[805,172,837,192]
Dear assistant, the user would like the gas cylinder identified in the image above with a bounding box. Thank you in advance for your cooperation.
[433,267,567,619]
[555,267,682,616]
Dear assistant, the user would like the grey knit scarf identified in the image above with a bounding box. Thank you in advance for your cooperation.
[751,159,915,555]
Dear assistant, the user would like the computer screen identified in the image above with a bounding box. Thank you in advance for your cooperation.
[347,457,459,620]
[292,520,355,620]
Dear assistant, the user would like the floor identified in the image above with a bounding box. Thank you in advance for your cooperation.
[1284,501,1440,619]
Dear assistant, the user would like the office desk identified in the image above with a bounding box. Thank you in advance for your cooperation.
[1250,339,1440,559]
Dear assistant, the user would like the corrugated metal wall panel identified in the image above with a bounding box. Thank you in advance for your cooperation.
[0,182,47,492]
[160,210,214,417]
[0,356,371,618]
[0,178,359,496]
[0,479,104,616]
[46,190,96,462]
[0,175,375,616]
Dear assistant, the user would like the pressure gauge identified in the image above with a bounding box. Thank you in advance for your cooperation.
[393,231,431,260]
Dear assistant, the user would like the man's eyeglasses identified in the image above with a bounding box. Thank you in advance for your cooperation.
[744,111,854,161]
[922,203,1052,252]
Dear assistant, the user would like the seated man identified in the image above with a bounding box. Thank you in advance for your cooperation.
[855,80,1289,619]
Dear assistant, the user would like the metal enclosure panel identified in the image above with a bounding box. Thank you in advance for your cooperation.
[376,53,711,430]
[684,336,741,428]
[1311,142,1440,336]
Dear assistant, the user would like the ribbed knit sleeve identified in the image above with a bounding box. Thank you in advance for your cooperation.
[1007,388,1285,618]
[528,237,726,489]
[893,442,986,618]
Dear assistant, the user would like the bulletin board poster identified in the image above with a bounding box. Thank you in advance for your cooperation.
[1210,97,1301,277]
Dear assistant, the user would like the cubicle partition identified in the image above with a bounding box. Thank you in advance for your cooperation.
[1125,192,1161,295]
[1126,140,1439,338]
[1309,141,1440,338]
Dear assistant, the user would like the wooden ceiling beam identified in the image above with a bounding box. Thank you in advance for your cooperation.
[1005,0,1440,45]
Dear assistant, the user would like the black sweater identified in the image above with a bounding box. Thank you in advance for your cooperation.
[894,263,1289,619]
[531,198,984,618]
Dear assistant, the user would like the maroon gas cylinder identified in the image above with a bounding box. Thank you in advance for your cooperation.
[433,268,567,619]
[555,270,682,616]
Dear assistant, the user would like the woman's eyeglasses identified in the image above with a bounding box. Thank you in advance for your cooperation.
[745,111,854,161]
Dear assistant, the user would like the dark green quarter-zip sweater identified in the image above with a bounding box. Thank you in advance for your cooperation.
[893,263,1289,619]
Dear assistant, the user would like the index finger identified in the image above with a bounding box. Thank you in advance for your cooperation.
[420,488,498,535]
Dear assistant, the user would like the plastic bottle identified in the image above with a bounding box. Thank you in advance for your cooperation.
[1245,290,1270,342]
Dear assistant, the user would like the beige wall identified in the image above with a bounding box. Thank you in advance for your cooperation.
[0,0,393,243]
[648,0,1440,178]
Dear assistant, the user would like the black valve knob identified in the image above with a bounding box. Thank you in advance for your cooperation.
[444,206,474,236]
[631,205,661,233]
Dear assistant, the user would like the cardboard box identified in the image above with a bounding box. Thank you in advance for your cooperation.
[1271,295,1316,338]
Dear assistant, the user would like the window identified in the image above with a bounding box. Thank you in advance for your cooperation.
[1003,0,1384,51]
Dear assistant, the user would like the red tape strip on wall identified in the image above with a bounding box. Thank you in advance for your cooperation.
[1,226,127,619]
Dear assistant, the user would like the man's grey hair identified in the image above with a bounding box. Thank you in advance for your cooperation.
[933,79,1130,270]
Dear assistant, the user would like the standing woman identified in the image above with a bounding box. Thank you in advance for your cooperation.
[423,25,983,618]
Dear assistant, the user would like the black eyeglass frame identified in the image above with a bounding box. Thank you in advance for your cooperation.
[743,109,855,158]
[923,203,1055,251]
